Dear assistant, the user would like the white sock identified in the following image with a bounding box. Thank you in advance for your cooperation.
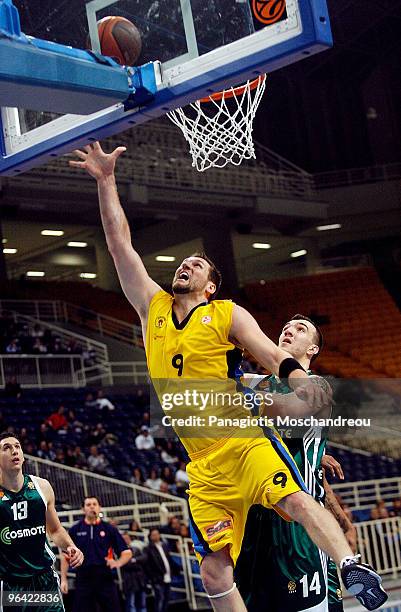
[340,554,361,569]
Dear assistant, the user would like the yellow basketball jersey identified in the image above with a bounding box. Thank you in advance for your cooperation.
[146,290,239,379]
[146,290,262,457]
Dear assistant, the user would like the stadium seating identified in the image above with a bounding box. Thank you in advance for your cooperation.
[243,267,401,378]
[327,445,401,483]
[2,280,139,325]
[0,387,187,484]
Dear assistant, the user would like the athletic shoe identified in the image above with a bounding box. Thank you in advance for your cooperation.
[341,561,388,610]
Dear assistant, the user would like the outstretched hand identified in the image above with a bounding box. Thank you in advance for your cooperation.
[321,454,344,480]
[69,142,126,181]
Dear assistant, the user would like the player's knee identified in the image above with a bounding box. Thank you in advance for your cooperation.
[200,548,233,595]
[201,571,233,596]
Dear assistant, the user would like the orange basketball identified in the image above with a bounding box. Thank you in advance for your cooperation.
[97,16,142,66]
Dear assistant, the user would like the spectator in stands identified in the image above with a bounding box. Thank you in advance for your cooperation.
[129,519,143,535]
[30,323,44,339]
[391,498,401,517]
[370,499,389,520]
[143,528,177,612]
[50,337,64,354]
[84,392,97,409]
[160,468,176,495]
[55,448,66,465]
[65,446,77,467]
[4,376,22,398]
[160,515,181,553]
[145,468,162,492]
[161,516,181,552]
[24,441,35,456]
[179,523,193,554]
[87,444,109,474]
[159,482,170,494]
[166,516,181,537]
[73,445,87,469]
[61,496,132,612]
[6,338,21,353]
[37,422,52,445]
[87,422,107,446]
[140,412,158,436]
[37,440,51,460]
[46,405,68,432]
[82,346,96,366]
[160,515,181,552]
[47,441,56,461]
[135,426,155,450]
[121,532,148,612]
[32,337,48,354]
[160,466,175,487]
[159,441,179,465]
[130,467,145,486]
[19,427,29,444]
[96,389,115,412]
[175,461,189,496]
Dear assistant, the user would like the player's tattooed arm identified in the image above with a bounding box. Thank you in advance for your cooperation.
[39,478,84,568]
[266,375,332,417]
[260,388,331,418]
[323,475,357,553]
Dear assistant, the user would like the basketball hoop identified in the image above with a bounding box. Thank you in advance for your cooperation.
[167,74,266,172]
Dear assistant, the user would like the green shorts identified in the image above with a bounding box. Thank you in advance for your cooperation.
[237,505,329,611]
[0,569,64,612]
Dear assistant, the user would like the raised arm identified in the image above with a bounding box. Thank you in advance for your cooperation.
[230,305,306,381]
[70,143,161,318]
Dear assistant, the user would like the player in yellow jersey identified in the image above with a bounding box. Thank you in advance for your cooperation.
[70,143,386,612]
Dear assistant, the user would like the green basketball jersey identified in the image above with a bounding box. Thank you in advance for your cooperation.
[0,475,55,579]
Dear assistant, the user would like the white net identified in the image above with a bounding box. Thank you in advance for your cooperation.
[167,75,266,172]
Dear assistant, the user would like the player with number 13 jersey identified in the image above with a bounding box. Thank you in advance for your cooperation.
[0,433,83,611]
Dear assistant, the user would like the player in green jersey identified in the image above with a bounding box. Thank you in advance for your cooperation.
[237,314,385,611]
[0,433,84,611]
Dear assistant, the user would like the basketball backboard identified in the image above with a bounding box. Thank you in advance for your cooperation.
[0,0,332,175]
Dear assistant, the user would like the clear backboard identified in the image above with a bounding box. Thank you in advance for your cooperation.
[0,0,332,175]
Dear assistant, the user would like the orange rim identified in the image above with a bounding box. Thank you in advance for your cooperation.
[199,74,266,103]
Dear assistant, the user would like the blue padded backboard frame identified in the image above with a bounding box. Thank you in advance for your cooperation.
[0,0,332,176]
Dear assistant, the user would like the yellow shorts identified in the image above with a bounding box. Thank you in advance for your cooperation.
[187,433,307,566]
